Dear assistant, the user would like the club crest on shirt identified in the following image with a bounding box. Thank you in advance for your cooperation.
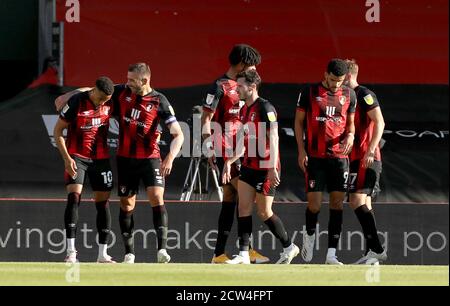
[339,96,346,105]
[364,94,374,105]
[146,104,153,112]
[309,180,316,189]
[102,106,110,115]
[250,113,256,122]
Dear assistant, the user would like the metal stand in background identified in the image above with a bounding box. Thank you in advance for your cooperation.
[180,157,223,202]
[52,21,64,86]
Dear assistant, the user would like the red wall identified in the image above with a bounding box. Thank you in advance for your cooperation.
[57,0,448,87]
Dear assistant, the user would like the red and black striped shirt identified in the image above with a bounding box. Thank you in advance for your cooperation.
[350,85,381,161]
[297,83,357,158]
[202,75,244,158]
[240,97,281,170]
[112,85,177,159]
[60,92,112,160]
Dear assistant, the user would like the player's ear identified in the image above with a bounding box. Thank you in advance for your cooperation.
[141,77,148,86]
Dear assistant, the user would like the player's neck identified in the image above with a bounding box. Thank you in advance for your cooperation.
[226,67,240,80]
[245,94,259,107]
[88,90,101,107]
[140,85,153,96]
[348,79,359,89]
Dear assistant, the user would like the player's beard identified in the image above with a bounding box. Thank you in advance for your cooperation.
[129,85,143,95]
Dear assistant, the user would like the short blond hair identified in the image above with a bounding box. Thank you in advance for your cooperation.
[345,59,359,75]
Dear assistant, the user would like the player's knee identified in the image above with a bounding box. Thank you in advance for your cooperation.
[120,199,135,212]
[329,196,344,210]
[223,190,237,203]
[148,193,164,206]
[256,209,273,221]
[238,206,252,218]
[307,203,321,214]
[329,202,343,210]
[349,195,366,210]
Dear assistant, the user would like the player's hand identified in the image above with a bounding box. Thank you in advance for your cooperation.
[222,160,232,185]
[160,155,174,177]
[340,133,354,156]
[363,151,375,168]
[64,157,78,179]
[55,96,66,112]
[268,168,281,187]
[298,149,308,172]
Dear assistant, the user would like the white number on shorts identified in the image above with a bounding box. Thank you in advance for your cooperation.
[349,173,357,185]
[101,171,113,184]
[343,171,349,183]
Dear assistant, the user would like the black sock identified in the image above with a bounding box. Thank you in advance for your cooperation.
[305,208,319,236]
[236,203,254,250]
[264,214,291,248]
[119,208,135,254]
[152,205,168,250]
[64,192,81,239]
[328,209,343,249]
[354,205,384,254]
[238,216,252,251]
[214,201,236,256]
[95,200,111,245]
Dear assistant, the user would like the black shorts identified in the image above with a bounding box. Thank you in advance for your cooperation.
[64,156,113,192]
[349,160,382,195]
[117,157,165,197]
[305,157,349,193]
[215,157,241,186]
[239,166,276,197]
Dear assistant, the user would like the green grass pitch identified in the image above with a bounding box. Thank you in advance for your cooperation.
[0,263,447,286]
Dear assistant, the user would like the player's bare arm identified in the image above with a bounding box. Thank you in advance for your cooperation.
[294,110,308,172]
[201,110,217,168]
[267,124,280,187]
[364,107,385,168]
[221,142,245,185]
[55,87,92,111]
[160,121,184,177]
[341,112,355,156]
[53,118,77,178]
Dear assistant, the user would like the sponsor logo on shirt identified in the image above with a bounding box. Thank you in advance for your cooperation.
[267,112,277,122]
